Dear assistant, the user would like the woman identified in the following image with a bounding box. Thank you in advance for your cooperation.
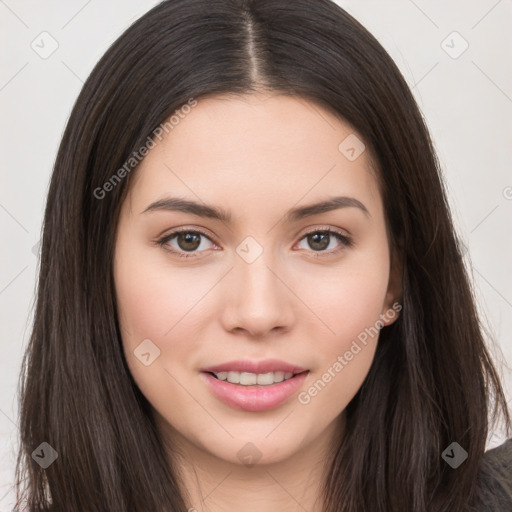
[14,0,511,511]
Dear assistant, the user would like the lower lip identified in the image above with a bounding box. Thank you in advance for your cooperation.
[200,371,309,412]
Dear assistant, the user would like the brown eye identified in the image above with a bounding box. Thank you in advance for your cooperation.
[306,232,330,251]
[296,229,352,256]
[157,229,216,258]
[175,232,201,252]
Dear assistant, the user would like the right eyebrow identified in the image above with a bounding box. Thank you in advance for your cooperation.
[141,197,232,222]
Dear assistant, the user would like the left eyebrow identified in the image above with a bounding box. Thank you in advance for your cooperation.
[140,195,370,222]
[284,196,371,222]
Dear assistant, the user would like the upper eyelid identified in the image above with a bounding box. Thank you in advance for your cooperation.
[158,226,217,243]
[298,225,351,238]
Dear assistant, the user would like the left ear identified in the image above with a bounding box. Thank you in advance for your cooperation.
[380,244,403,327]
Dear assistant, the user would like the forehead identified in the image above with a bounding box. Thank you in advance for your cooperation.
[125,93,383,222]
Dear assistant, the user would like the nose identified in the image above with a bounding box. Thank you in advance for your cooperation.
[220,250,295,338]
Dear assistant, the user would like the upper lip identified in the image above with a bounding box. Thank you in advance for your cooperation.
[201,359,308,375]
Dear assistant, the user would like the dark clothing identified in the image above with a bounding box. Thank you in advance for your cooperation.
[469,438,512,511]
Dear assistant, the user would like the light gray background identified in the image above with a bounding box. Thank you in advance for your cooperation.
[1,0,511,508]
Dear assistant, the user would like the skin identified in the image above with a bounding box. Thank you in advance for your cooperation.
[114,92,402,512]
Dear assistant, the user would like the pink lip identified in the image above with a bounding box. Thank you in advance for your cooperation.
[200,371,309,411]
[200,359,307,374]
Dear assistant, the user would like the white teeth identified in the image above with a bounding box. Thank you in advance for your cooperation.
[227,371,240,384]
[240,372,257,385]
[256,372,275,385]
[273,371,285,383]
[213,370,297,386]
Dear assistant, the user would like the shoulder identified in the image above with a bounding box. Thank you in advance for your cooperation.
[481,438,512,482]
[483,437,512,465]
[469,438,512,512]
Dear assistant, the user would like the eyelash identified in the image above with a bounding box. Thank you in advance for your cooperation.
[155,226,353,259]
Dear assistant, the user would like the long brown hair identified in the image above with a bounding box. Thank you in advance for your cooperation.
[14,0,511,510]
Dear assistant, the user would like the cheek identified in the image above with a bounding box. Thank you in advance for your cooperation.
[114,249,213,419]
[293,245,390,408]
[296,290,384,416]
[293,247,390,347]
[114,238,216,346]
[113,238,233,399]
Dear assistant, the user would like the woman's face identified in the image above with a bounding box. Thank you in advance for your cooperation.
[114,93,400,468]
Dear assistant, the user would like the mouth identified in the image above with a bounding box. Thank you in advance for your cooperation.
[204,369,308,387]
[200,369,310,411]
